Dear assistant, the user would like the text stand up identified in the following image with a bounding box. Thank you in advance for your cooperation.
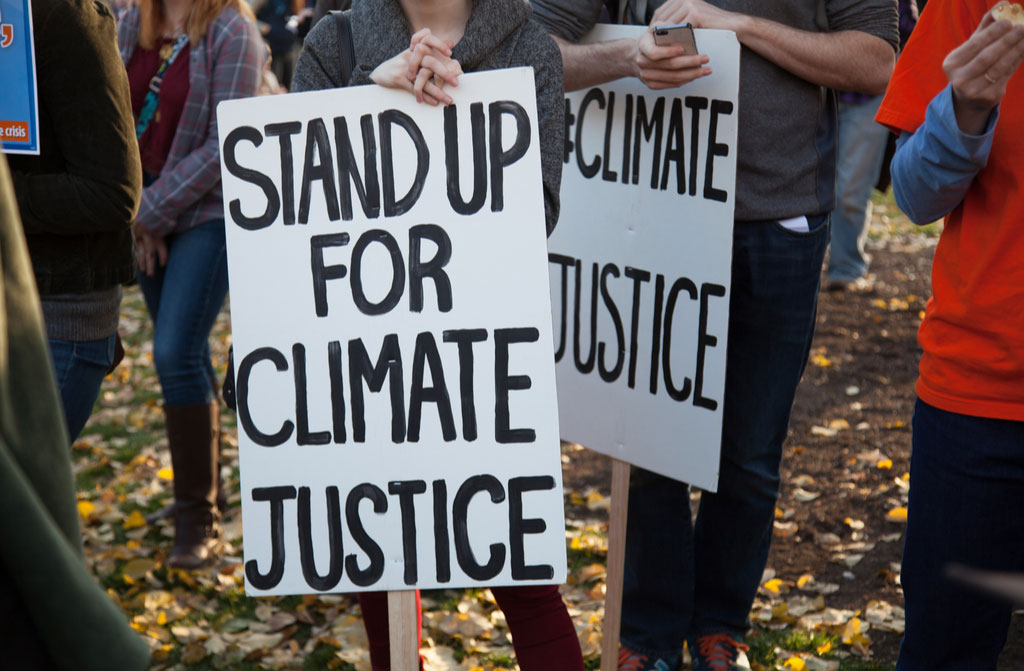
[601,459,630,671]
[388,591,419,670]
[217,67,568,657]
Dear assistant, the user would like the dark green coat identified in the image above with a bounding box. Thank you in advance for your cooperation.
[0,154,149,670]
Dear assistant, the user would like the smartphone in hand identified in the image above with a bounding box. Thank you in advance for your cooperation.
[653,23,698,55]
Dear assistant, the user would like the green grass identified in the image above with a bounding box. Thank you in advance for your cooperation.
[567,546,606,574]
[743,627,897,671]
[867,188,943,239]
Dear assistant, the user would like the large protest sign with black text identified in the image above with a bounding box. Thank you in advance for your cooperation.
[548,26,740,491]
[218,68,566,596]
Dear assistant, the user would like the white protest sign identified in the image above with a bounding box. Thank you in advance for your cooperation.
[218,68,566,596]
[548,26,740,492]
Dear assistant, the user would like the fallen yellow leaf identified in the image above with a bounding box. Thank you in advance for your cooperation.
[811,354,833,368]
[77,500,95,520]
[151,644,171,662]
[576,563,606,584]
[763,578,784,594]
[797,574,814,589]
[585,490,610,511]
[876,459,893,470]
[157,467,174,480]
[121,558,157,581]
[123,509,147,530]
[784,657,806,671]
[817,640,832,655]
[181,641,208,664]
[841,617,863,644]
[887,507,908,523]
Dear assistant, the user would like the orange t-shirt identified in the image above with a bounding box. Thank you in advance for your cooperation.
[877,0,1024,421]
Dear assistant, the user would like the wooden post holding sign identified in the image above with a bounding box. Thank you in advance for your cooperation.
[547,26,741,669]
[388,591,419,669]
[600,459,631,671]
[217,68,567,670]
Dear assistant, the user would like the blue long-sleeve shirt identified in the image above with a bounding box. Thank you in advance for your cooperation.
[890,83,998,225]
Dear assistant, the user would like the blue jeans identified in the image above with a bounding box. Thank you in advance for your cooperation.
[620,216,829,658]
[828,96,888,283]
[897,399,1024,671]
[137,219,228,407]
[48,335,116,441]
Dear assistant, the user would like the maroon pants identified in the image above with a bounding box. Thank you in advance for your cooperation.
[358,585,584,671]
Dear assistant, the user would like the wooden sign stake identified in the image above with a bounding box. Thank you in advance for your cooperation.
[388,590,419,671]
[601,458,631,671]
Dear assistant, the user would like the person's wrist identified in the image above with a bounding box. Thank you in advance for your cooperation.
[951,89,996,136]
[628,36,643,78]
[723,10,750,40]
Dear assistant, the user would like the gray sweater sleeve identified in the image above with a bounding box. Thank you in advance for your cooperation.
[529,0,605,42]
[826,0,899,51]
[518,23,565,236]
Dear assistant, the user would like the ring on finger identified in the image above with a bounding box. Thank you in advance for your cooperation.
[984,72,998,84]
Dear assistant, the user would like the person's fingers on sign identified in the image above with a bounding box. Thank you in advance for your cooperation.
[944,1,1024,133]
[372,33,460,105]
[407,28,457,81]
[370,27,461,105]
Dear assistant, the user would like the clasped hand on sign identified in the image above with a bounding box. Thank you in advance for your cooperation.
[370,28,463,106]
[944,1,1024,135]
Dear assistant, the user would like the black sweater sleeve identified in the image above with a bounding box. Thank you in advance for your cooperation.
[11,0,141,236]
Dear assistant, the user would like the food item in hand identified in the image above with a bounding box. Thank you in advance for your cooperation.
[992,2,1024,26]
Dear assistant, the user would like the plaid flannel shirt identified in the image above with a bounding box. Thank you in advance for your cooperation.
[118,5,265,236]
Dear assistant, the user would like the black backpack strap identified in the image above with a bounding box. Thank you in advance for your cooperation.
[330,9,356,86]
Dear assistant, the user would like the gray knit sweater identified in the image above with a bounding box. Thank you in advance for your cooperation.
[292,0,564,234]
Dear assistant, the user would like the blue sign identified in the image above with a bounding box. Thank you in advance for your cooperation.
[0,0,39,155]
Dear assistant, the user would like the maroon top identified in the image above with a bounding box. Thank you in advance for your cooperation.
[127,37,191,175]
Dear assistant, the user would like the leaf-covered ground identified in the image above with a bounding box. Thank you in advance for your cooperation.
[71,193,1021,670]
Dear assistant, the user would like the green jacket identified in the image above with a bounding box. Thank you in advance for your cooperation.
[8,0,141,296]
[0,155,148,670]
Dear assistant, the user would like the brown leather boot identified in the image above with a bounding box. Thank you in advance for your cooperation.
[164,402,221,569]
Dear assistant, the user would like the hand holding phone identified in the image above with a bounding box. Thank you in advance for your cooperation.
[635,21,711,91]
[653,23,698,56]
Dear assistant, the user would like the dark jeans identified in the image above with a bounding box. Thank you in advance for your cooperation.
[620,216,829,657]
[897,399,1024,671]
[137,219,228,407]
[49,334,116,441]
